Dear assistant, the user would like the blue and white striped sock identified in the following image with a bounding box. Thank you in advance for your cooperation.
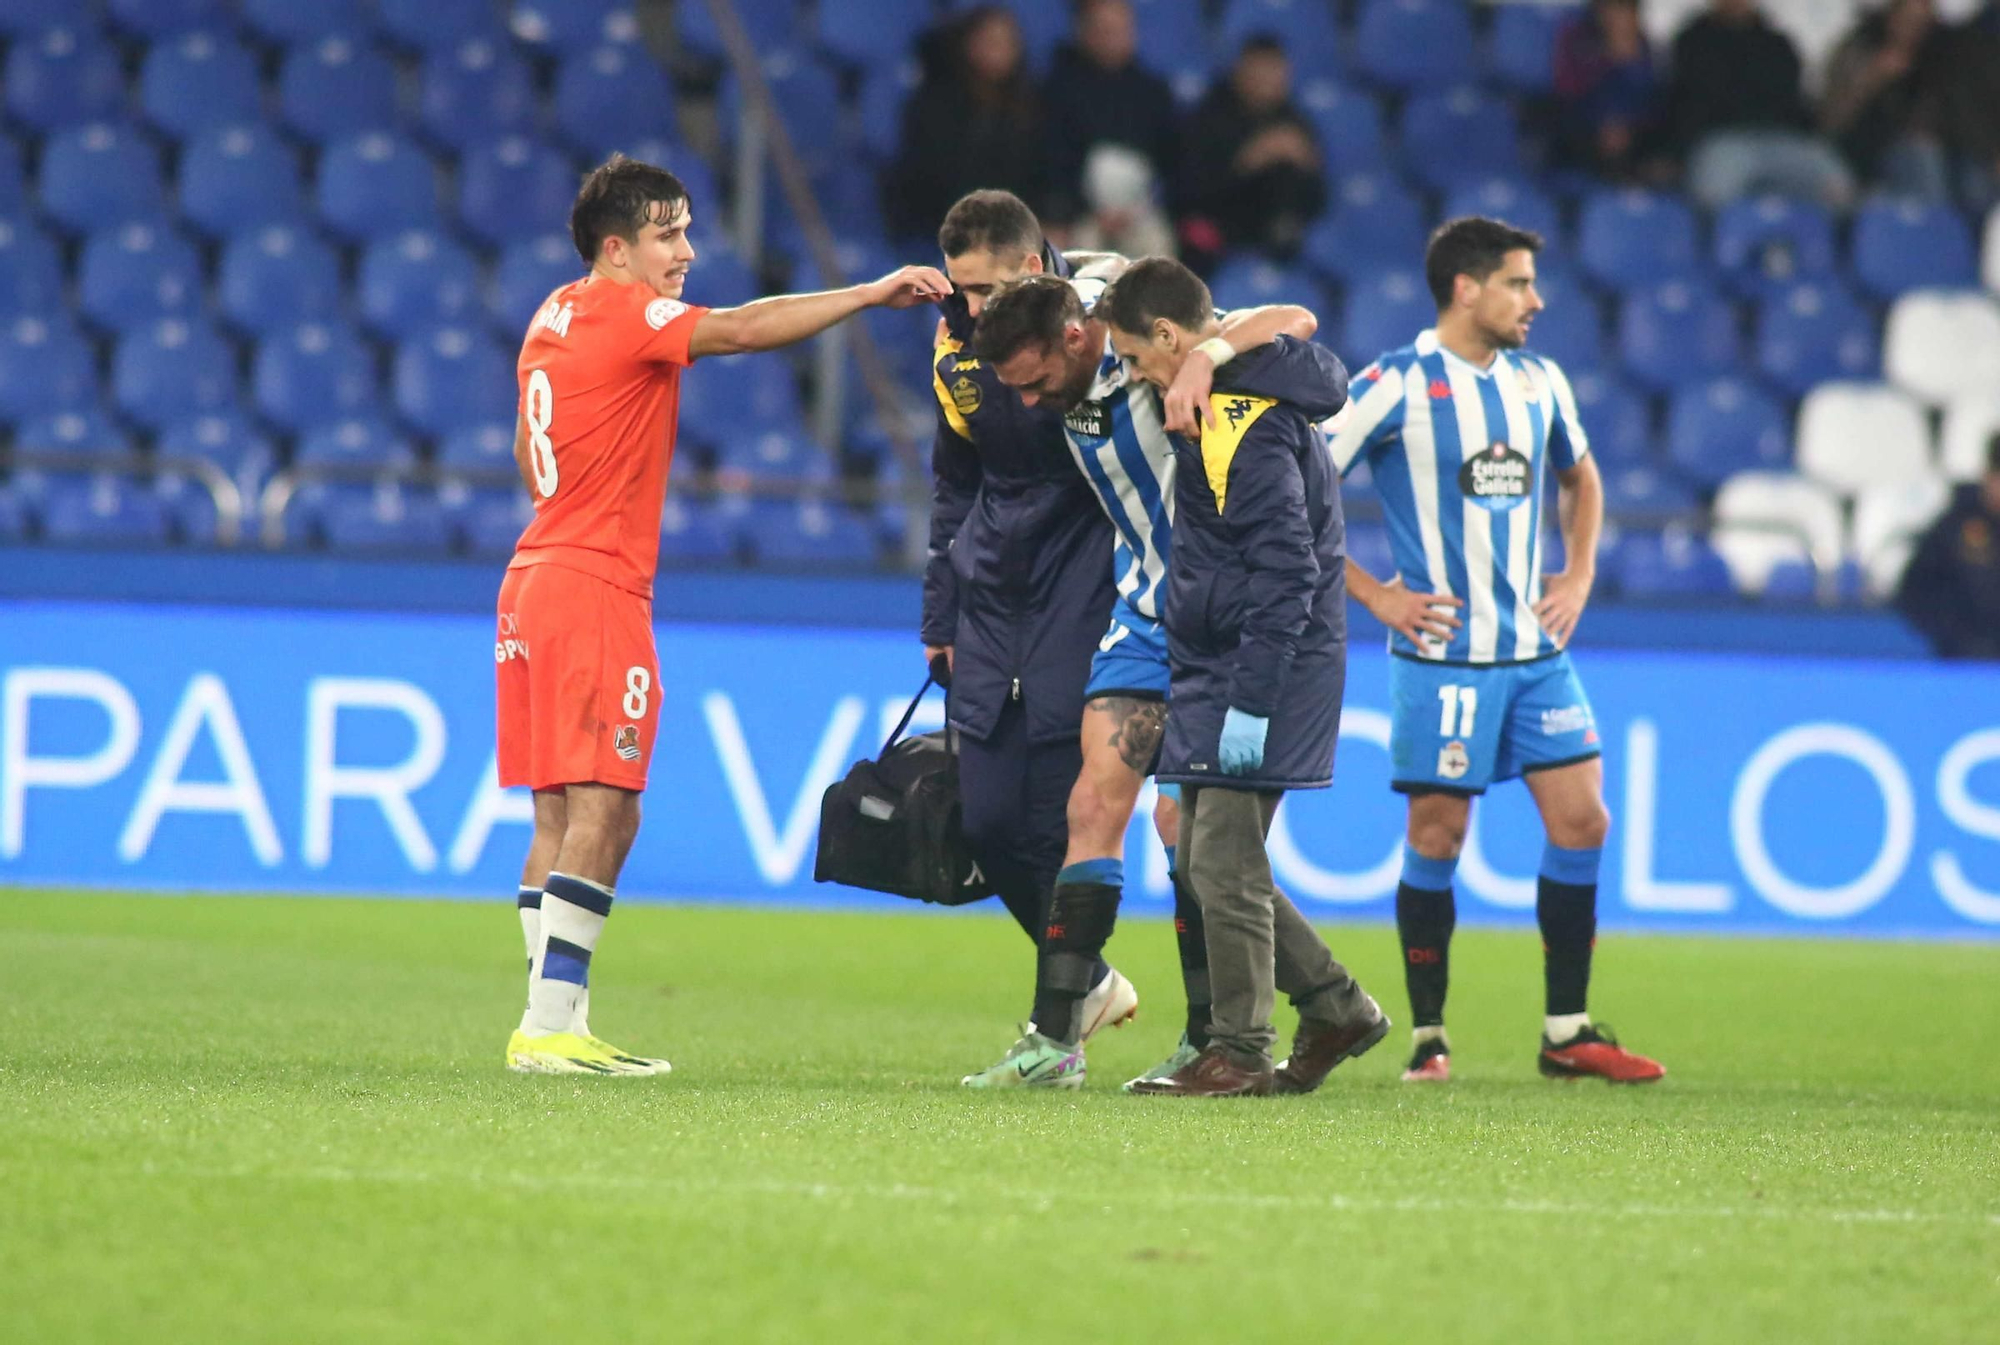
[522,872,614,1036]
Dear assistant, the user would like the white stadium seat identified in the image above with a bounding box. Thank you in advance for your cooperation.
[1794,381,1932,495]
[1985,204,2000,295]
[1712,470,1845,592]
[1851,473,1951,596]
[1940,395,2000,482]
[1882,289,2000,406]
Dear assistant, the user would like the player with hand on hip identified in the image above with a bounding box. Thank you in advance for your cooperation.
[498,155,948,1075]
[1329,216,1663,1085]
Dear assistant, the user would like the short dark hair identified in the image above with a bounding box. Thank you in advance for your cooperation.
[1096,256,1212,338]
[972,274,1082,364]
[1987,429,2000,476]
[1423,216,1544,310]
[938,189,1042,261]
[570,154,689,263]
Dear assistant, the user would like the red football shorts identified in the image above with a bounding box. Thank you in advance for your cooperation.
[495,562,660,792]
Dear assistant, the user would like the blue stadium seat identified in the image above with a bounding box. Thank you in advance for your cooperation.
[1354,0,1475,92]
[1616,281,1742,392]
[317,133,442,242]
[0,219,67,315]
[1337,270,1435,366]
[715,428,834,485]
[153,470,225,546]
[218,226,344,336]
[458,136,580,248]
[1297,83,1387,177]
[555,43,677,158]
[13,410,135,465]
[492,234,584,336]
[106,0,232,38]
[1521,289,1606,382]
[375,0,507,53]
[1207,257,1329,315]
[677,0,798,62]
[719,49,843,163]
[241,0,372,45]
[295,417,419,474]
[0,0,76,36]
[857,62,917,162]
[1577,188,1702,293]
[748,498,879,568]
[1132,0,1220,105]
[1664,376,1791,486]
[820,0,931,69]
[112,318,240,430]
[253,322,380,432]
[158,411,277,498]
[657,495,738,564]
[393,325,516,437]
[1613,529,1734,597]
[1713,195,1838,300]
[1849,197,1978,300]
[359,231,483,339]
[621,136,721,218]
[1221,0,1345,72]
[458,487,535,557]
[1302,174,1427,285]
[0,315,98,420]
[279,38,402,144]
[510,0,639,56]
[684,237,759,308]
[1487,1,1563,91]
[4,27,126,134]
[179,124,305,239]
[418,38,537,150]
[1442,178,1563,247]
[35,473,172,547]
[39,123,168,234]
[77,223,205,334]
[1752,280,1880,397]
[0,136,25,213]
[1761,558,1864,604]
[680,352,806,446]
[438,421,517,476]
[1400,88,1521,194]
[139,31,262,139]
[319,484,455,555]
[0,483,28,541]
[1565,370,1655,469]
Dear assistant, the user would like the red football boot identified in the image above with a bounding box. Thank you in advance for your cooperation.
[1538,1024,1665,1084]
[1401,1036,1451,1083]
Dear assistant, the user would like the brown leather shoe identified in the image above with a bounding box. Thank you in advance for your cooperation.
[1127,1043,1273,1097]
[1271,1005,1390,1094]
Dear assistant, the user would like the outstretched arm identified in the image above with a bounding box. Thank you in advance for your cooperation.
[1163,304,1319,434]
[688,266,950,358]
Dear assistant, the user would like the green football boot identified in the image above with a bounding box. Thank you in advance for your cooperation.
[960,1030,1085,1089]
[1124,1033,1202,1092]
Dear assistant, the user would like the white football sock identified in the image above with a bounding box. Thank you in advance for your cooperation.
[1413,1025,1448,1047]
[522,872,613,1036]
[1544,1012,1590,1045]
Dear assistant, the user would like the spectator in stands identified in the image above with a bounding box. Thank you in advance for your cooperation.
[1896,433,2000,660]
[1929,0,2000,211]
[1175,36,1326,270]
[1819,0,1952,200]
[1042,0,1179,243]
[1554,0,1669,184]
[888,6,1046,241]
[1666,0,1856,210]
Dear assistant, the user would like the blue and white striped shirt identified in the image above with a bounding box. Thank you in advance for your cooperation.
[1060,272,1176,623]
[1328,329,1589,664]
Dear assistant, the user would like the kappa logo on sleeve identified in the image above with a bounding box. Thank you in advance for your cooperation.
[645,297,688,330]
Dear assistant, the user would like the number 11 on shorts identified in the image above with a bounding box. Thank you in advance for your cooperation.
[1437,684,1478,736]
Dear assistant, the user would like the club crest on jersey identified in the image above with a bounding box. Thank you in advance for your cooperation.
[951,375,981,417]
[1437,740,1470,780]
[614,725,641,761]
[1064,400,1111,440]
[645,297,687,330]
[1459,440,1532,511]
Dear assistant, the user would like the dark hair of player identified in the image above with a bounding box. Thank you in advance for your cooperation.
[971,273,1082,365]
[1237,33,1286,59]
[1987,430,2000,476]
[569,154,689,264]
[938,189,1043,262]
[1095,256,1213,338]
[1424,216,1544,311]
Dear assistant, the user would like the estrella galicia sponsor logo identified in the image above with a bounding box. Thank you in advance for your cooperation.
[1541,704,1593,737]
[1064,400,1111,439]
[1459,441,1532,511]
[950,375,981,417]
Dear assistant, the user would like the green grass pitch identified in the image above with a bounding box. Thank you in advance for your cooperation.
[2,889,1996,1344]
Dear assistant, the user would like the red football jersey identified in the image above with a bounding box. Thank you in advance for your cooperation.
[507,275,708,598]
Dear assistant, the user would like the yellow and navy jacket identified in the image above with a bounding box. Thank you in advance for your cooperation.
[1157,336,1352,791]
[923,245,1117,744]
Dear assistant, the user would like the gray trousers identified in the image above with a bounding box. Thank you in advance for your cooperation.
[1181,785,1370,1066]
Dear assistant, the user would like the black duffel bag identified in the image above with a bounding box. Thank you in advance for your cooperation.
[813,677,993,905]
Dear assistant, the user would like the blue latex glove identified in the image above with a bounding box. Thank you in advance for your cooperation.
[1218,708,1269,776]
